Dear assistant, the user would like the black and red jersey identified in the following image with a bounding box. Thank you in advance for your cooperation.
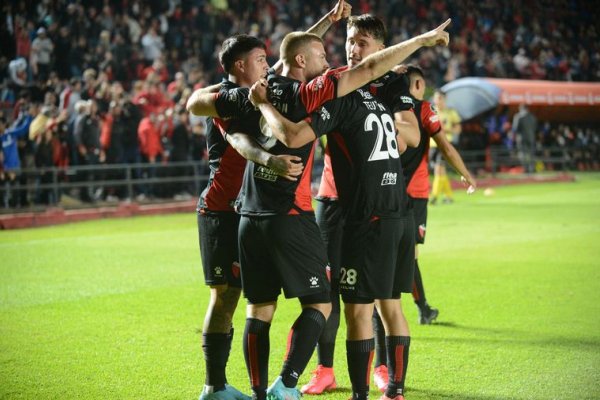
[197,80,247,213]
[214,68,340,216]
[402,99,441,198]
[316,71,413,202]
[309,87,409,222]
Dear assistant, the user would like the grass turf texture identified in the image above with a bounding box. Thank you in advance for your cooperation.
[1,173,599,400]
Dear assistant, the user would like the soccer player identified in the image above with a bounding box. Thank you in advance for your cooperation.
[249,19,451,400]
[304,15,421,395]
[430,90,462,204]
[371,65,477,393]
[195,35,306,400]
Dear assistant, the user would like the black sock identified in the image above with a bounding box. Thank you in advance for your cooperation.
[202,330,232,391]
[385,336,410,397]
[346,338,374,400]
[244,318,271,400]
[317,284,340,368]
[281,308,327,388]
[373,308,387,367]
[412,260,427,308]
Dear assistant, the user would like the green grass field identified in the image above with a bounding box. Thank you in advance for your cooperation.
[1,174,599,400]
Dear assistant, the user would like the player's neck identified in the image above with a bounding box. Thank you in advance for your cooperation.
[281,65,307,83]
[228,74,252,88]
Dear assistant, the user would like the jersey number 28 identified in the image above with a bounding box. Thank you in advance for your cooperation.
[366,113,399,161]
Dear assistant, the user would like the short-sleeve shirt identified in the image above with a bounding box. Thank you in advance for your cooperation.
[197,80,247,213]
[309,87,409,222]
[213,68,341,216]
[402,99,441,198]
[316,71,414,201]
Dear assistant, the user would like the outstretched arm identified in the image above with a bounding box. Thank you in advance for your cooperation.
[394,110,420,148]
[226,132,304,181]
[249,80,316,149]
[432,131,477,192]
[337,19,451,97]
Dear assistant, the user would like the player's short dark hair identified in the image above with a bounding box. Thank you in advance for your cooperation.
[347,14,387,43]
[280,32,324,64]
[219,35,266,73]
[406,65,424,79]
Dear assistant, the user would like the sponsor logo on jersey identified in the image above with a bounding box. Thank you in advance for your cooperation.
[357,88,374,100]
[258,116,279,150]
[381,172,397,186]
[254,165,278,182]
[430,114,440,123]
[319,106,331,121]
[400,95,414,106]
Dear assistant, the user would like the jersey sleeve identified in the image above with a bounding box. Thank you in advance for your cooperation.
[421,101,442,137]
[308,98,346,138]
[378,74,415,113]
[298,69,340,113]
[214,87,253,118]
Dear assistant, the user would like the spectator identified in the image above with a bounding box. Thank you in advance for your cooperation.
[512,104,538,173]
[30,27,53,82]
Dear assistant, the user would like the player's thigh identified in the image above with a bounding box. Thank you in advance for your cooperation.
[198,211,242,287]
[238,216,281,303]
[268,214,330,300]
[315,199,344,279]
[391,214,416,297]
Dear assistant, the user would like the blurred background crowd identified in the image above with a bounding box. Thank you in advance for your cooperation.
[0,0,598,207]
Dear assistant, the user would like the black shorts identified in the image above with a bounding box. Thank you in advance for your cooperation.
[340,214,415,303]
[238,214,331,304]
[315,199,344,280]
[409,196,428,244]
[198,211,242,288]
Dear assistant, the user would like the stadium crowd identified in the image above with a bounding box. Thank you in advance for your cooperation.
[0,0,598,207]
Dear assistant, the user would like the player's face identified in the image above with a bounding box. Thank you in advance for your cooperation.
[304,41,329,81]
[345,27,385,68]
[433,92,446,109]
[242,47,270,84]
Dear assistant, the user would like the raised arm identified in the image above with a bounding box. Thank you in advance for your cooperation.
[249,80,316,149]
[225,131,304,181]
[186,83,222,117]
[271,0,352,73]
[337,19,451,97]
[431,130,476,192]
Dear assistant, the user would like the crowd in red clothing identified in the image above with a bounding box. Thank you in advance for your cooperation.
[0,1,598,206]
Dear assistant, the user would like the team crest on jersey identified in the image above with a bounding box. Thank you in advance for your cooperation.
[381,172,397,186]
[226,89,238,102]
[312,76,325,91]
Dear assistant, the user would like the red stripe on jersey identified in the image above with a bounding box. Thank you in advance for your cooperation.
[316,147,338,199]
[395,344,405,382]
[290,141,317,213]
[299,68,345,113]
[247,333,260,387]
[407,158,429,198]
[204,119,246,211]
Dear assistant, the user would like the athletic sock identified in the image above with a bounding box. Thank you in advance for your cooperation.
[384,336,410,397]
[412,260,427,308]
[202,330,232,391]
[373,308,387,367]
[317,286,340,368]
[243,318,271,400]
[346,338,374,400]
[281,308,327,388]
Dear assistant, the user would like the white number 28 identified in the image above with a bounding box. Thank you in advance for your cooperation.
[366,113,399,161]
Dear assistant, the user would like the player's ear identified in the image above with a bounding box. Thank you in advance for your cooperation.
[294,53,306,68]
[234,59,245,73]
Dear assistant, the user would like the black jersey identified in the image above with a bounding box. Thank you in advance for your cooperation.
[197,80,247,212]
[309,87,409,222]
[214,69,340,216]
